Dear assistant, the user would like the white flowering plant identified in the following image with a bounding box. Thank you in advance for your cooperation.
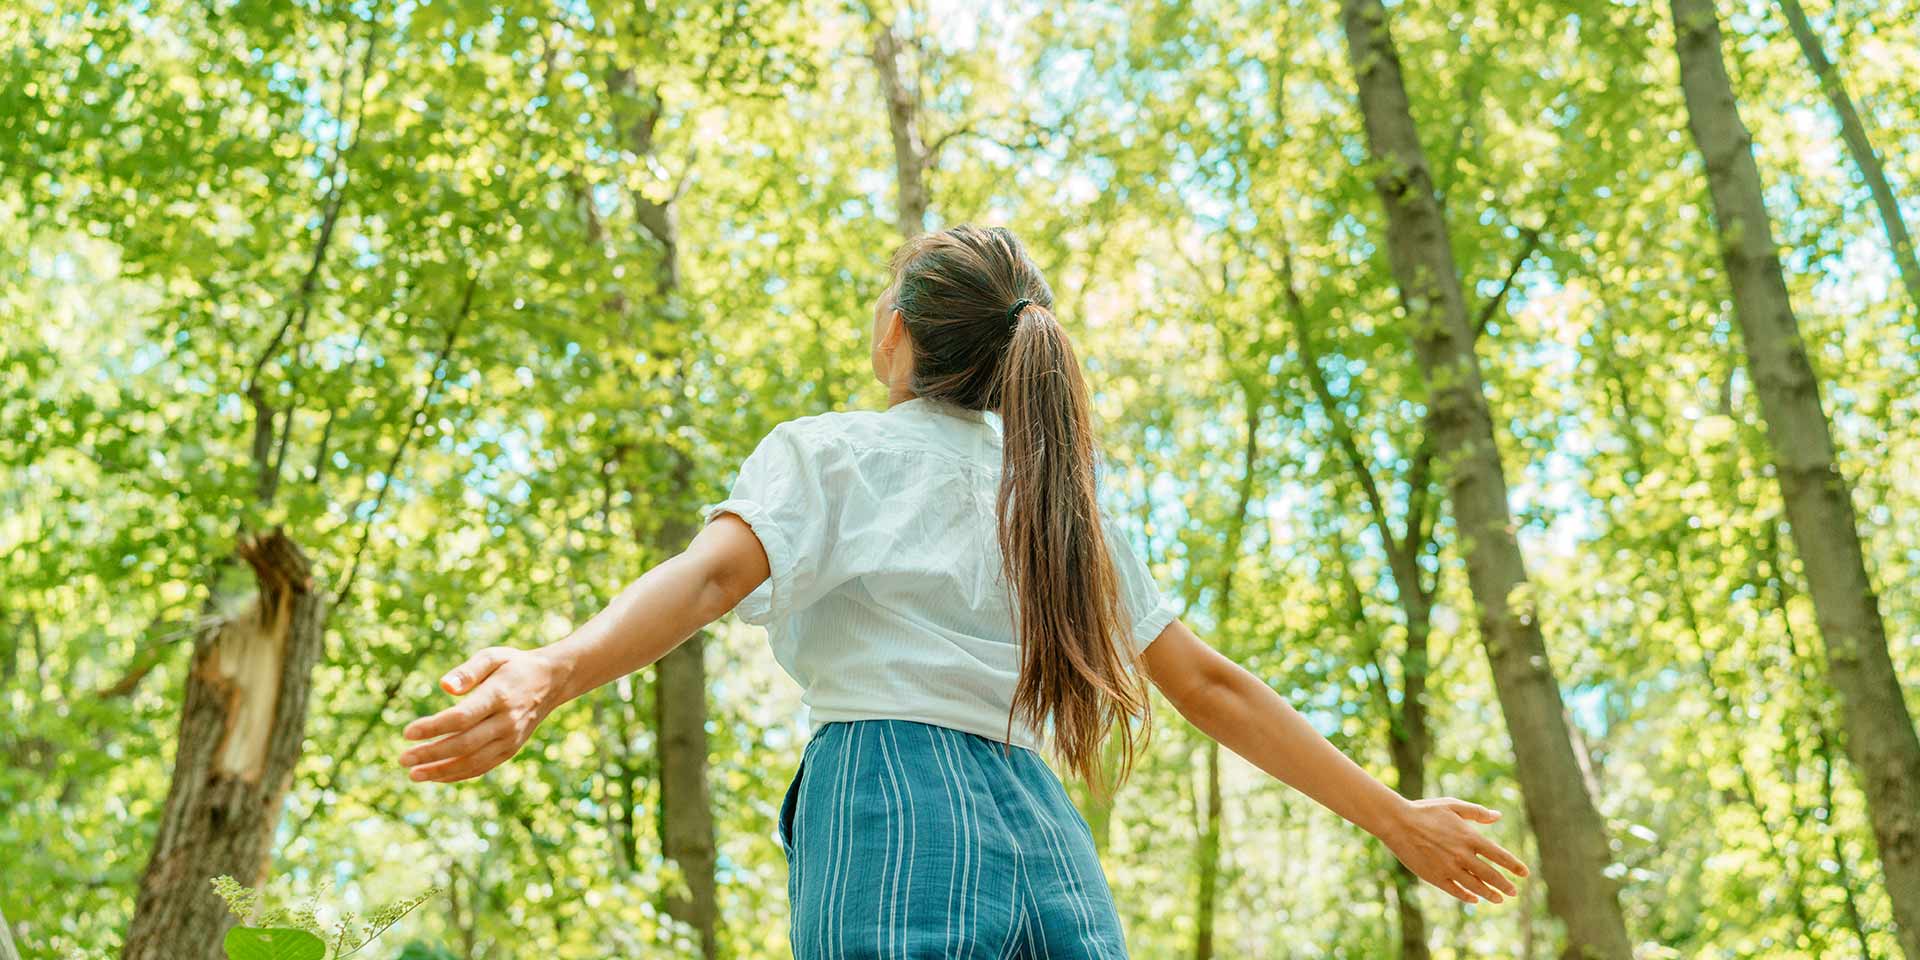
[209,876,441,960]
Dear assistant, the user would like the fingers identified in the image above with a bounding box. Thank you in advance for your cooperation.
[399,712,512,769]
[1476,837,1531,878]
[440,647,511,696]
[409,739,517,783]
[402,689,499,742]
[1452,869,1502,903]
[1434,852,1520,905]
[1447,798,1501,824]
[1462,855,1518,899]
[396,647,528,784]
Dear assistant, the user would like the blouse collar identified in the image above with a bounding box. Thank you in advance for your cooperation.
[889,395,991,424]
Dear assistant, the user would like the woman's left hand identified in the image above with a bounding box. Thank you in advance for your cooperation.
[399,646,571,783]
[1375,797,1531,905]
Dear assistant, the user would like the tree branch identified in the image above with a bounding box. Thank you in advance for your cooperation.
[1399,432,1437,571]
[245,23,381,506]
[94,619,201,699]
[1473,219,1549,338]
[1279,245,1398,546]
[332,271,479,607]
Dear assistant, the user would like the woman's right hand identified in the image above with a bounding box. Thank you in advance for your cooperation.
[398,646,573,783]
[1375,797,1530,904]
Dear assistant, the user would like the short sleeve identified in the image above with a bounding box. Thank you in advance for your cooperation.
[701,421,839,625]
[1103,514,1179,653]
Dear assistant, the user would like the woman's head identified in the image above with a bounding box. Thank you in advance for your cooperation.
[870,225,1051,404]
[873,224,1151,791]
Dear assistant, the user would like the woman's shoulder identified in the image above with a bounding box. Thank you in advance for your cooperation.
[764,406,984,468]
[763,408,885,450]
[748,408,877,466]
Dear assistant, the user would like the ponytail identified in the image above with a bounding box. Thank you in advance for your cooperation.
[889,225,1151,790]
[997,305,1151,790]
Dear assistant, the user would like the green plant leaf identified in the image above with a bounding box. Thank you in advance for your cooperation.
[223,926,327,960]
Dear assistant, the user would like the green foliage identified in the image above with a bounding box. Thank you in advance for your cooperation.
[2,0,1916,957]
[393,944,459,960]
[211,876,437,960]
[222,928,326,960]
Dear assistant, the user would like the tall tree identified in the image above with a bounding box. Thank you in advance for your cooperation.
[1337,1,1635,956]
[605,61,721,959]
[1667,1,1920,954]
[123,251,475,957]
[1773,0,1920,312]
[1762,518,1879,957]
[121,23,386,952]
[871,17,930,239]
[122,533,324,960]
[1193,382,1263,960]
[1282,242,1441,960]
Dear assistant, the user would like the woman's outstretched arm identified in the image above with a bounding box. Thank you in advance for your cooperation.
[1141,616,1530,905]
[398,514,770,783]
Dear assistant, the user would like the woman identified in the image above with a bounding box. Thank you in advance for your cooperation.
[399,225,1528,957]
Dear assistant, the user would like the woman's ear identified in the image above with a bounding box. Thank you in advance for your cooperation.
[881,307,907,352]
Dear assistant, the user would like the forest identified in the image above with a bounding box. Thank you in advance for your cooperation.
[2,0,1918,957]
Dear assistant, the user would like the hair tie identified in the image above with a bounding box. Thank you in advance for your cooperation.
[1006,298,1033,326]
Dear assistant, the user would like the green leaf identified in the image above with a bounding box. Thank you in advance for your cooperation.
[223,927,327,960]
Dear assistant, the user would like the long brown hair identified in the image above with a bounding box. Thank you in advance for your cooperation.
[886,224,1150,789]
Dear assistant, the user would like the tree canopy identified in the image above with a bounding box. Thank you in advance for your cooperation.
[3,0,1918,957]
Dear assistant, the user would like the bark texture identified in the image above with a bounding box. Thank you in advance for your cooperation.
[654,642,718,956]
[652,482,720,960]
[872,20,930,239]
[122,531,324,960]
[1337,2,1634,956]
[1775,0,1920,312]
[1669,2,1920,954]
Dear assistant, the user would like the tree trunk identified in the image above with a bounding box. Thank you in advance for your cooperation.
[1330,527,1433,960]
[1284,243,1435,960]
[1385,630,1433,960]
[646,308,720,957]
[651,460,719,959]
[123,531,325,960]
[604,62,722,956]
[871,20,929,239]
[1765,519,1878,959]
[1385,549,1434,960]
[121,51,364,946]
[1775,0,1920,312]
[1193,741,1222,960]
[1336,2,1634,957]
[654,635,718,958]
[1668,3,1920,954]
[1192,384,1261,960]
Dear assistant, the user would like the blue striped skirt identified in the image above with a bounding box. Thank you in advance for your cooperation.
[778,718,1130,959]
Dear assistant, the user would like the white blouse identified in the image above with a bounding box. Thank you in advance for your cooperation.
[701,395,1181,752]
